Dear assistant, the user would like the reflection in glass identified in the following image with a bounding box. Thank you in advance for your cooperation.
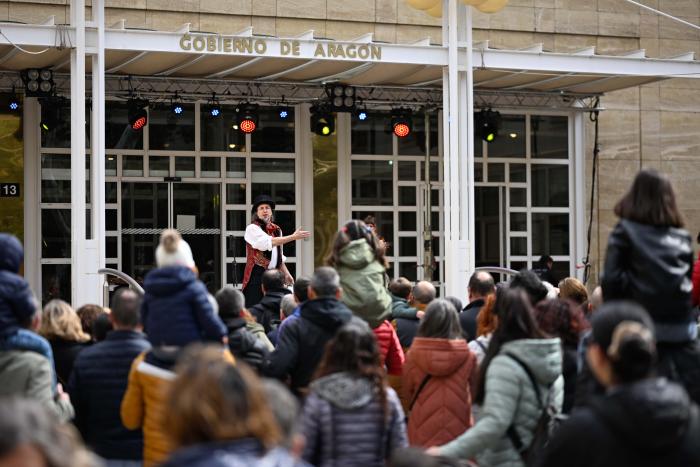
[314,129,338,266]
[532,116,568,159]
[42,264,70,305]
[42,210,71,258]
[475,162,483,182]
[398,113,439,156]
[106,101,142,150]
[487,115,525,158]
[251,107,295,153]
[474,187,501,269]
[532,213,569,256]
[149,103,195,151]
[252,159,295,204]
[201,104,245,152]
[531,164,569,207]
[149,156,169,177]
[227,235,246,258]
[352,160,393,206]
[41,100,90,149]
[121,234,159,285]
[351,111,392,155]
[173,184,221,229]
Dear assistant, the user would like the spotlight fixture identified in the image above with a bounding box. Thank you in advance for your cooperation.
[236,103,259,134]
[127,98,148,131]
[205,93,222,118]
[325,83,356,112]
[278,105,291,119]
[475,108,501,143]
[170,93,184,116]
[21,68,55,97]
[311,106,335,136]
[39,96,62,131]
[356,108,368,121]
[391,110,412,138]
[2,89,20,112]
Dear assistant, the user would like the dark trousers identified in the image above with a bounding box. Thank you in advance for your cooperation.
[243,265,265,308]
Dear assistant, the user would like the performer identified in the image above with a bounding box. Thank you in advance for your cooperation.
[242,194,311,307]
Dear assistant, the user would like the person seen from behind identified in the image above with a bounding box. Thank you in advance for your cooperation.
[274,275,311,345]
[76,304,108,342]
[460,271,496,341]
[390,277,419,320]
[396,281,436,349]
[249,269,292,335]
[468,283,505,366]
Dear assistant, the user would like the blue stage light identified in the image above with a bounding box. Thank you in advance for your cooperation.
[280,110,288,118]
[358,111,367,121]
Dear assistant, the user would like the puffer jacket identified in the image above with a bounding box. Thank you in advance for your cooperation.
[161,438,310,467]
[540,378,700,467]
[602,219,694,342]
[301,372,408,467]
[373,320,405,376]
[0,234,36,336]
[439,338,563,467]
[249,288,292,334]
[336,239,392,328]
[404,337,477,447]
[141,266,227,346]
[225,318,270,371]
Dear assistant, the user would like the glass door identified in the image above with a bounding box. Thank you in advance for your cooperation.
[475,186,506,281]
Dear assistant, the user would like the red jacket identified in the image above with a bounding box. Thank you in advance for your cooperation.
[372,320,405,376]
[403,337,477,447]
[692,256,700,307]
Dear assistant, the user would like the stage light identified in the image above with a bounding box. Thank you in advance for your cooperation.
[356,108,368,121]
[171,101,183,115]
[4,90,20,112]
[311,106,335,136]
[210,106,221,117]
[127,98,148,131]
[279,106,291,119]
[21,68,54,97]
[391,110,412,138]
[475,108,501,143]
[39,97,62,131]
[325,84,356,112]
[236,103,259,134]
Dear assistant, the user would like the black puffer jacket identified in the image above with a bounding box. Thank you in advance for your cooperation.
[225,318,269,371]
[249,289,291,334]
[602,219,694,342]
[540,378,700,467]
[0,234,36,336]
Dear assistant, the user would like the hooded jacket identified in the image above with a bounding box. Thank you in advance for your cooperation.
[439,338,564,467]
[404,337,477,447]
[391,295,417,320]
[141,266,227,347]
[301,372,408,467]
[263,297,352,394]
[249,288,292,334]
[540,378,700,467]
[372,320,405,376]
[161,438,310,467]
[602,219,694,342]
[336,239,392,328]
[0,234,36,336]
[225,318,270,371]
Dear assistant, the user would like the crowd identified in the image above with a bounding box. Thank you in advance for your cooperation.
[1,168,700,467]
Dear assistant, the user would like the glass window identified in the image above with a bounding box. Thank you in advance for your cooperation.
[420,161,440,182]
[251,107,295,153]
[106,155,117,176]
[399,186,416,206]
[106,236,118,258]
[226,184,246,205]
[489,163,505,182]
[532,213,569,256]
[105,182,117,204]
[226,157,246,178]
[510,261,527,272]
[531,164,569,207]
[532,116,568,159]
[351,160,393,206]
[175,157,195,178]
[201,157,220,178]
[399,237,418,257]
[509,163,526,183]
[42,264,70,305]
[201,104,246,152]
[121,183,168,228]
[172,184,221,229]
[510,188,526,207]
[106,209,117,231]
[227,262,246,286]
[123,156,143,177]
[487,115,525,158]
[251,159,295,204]
[351,111,393,155]
[149,103,195,151]
[42,209,71,258]
[510,237,527,256]
[106,101,143,150]
[398,161,416,181]
[41,154,71,203]
[274,210,296,257]
[398,113,439,156]
[398,262,418,282]
[475,162,483,182]
[121,234,159,284]
[226,210,247,231]
[41,99,90,149]
[149,156,169,177]
[352,211,394,247]
[510,212,527,231]
[226,235,246,258]
[399,211,417,231]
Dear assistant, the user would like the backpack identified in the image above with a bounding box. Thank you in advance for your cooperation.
[505,353,566,466]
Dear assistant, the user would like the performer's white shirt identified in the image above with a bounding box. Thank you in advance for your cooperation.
[244,223,286,269]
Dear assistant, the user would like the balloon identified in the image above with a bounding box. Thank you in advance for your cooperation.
[476,0,508,13]
[461,0,489,5]
[425,1,442,16]
[406,0,441,10]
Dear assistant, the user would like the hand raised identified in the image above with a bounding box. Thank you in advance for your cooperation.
[293,228,312,240]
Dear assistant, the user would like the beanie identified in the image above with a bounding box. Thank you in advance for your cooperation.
[155,229,195,268]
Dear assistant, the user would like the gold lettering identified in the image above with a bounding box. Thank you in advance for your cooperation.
[371,45,381,60]
[314,43,326,57]
[281,40,291,56]
[223,38,232,53]
[192,36,205,52]
[254,40,267,54]
[346,44,357,58]
[207,36,216,52]
[179,34,192,51]
[328,44,336,57]
[335,44,346,58]
[241,38,253,54]
[357,44,369,59]
[292,41,300,56]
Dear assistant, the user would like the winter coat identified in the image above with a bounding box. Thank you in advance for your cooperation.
[404,337,477,447]
[0,234,36,336]
[373,320,405,376]
[561,343,578,414]
[301,372,408,467]
[692,255,700,307]
[49,336,90,387]
[336,239,392,328]
[460,299,485,341]
[226,318,270,371]
[540,378,700,467]
[68,330,151,460]
[391,295,417,320]
[396,316,420,349]
[602,219,694,342]
[0,350,74,422]
[161,438,311,467]
[439,338,564,467]
[263,298,352,394]
[246,321,274,351]
[141,266,227,347]
[249,288,292,334]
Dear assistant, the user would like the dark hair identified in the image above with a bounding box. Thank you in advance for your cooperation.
[417,299,463,339]
[411,281,436,305]
[110,288,142,328]
[590,301,656,383]
[363,215,376,227]
[468,271,495,298]
[261,378,300,448]
[310,267,341,298]
[293,275,311,303]
[537,255,553,267]
[314,318,388,417]
[534,299,589,347]
[262,269,285,291]
[76,304,105,338]
[475,288,546,404]
[614,169,684,228]
[326,219,388,269]
[510,270,548,306]
[91,313,113,341]
[444,296,464,314]
[389,277,412,300]
[215,286,245,322]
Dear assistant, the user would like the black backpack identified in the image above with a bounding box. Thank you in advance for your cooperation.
[505,353,566,466]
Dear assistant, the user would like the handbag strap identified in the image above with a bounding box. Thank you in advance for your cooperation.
[409,374,432,411]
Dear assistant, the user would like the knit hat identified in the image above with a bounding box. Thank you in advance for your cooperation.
[155,229,195,268]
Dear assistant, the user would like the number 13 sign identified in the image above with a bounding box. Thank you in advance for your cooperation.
[0,183,20,198]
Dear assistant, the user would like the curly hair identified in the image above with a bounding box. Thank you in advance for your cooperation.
[534,298,589,347]
[40,300,91,343]
[326,219,388,269]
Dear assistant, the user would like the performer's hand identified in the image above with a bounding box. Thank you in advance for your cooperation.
[284,271,294,286]
[293,228,311,240]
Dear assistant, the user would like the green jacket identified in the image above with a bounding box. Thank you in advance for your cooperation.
[391,294,418,320]
[336,239,392,328]
[0,350,74,422]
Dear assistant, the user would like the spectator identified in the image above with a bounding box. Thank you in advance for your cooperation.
[372,317,405,377]
[91,311,113,342]
[327,219,392,328]
[404,299,478,447]
[460,271,496,341]
[40,299,91,387]
[540,301,700,467]
[275,275,311,344]
[262,378,305,456]
[390,277,419,320]
[161,345,307,467]
[264,267,352,395]
[76,304,107,342]
[269,294,298,346]
[0,308,73,422]
[428,288,564,467]
[216,286,271,370]
[601,169,700,403]
[141,229,226,347]
[468,284,504,366]
[534,299,589,414]
[301,319,408,466]
[396,281,436,349]
[0,398,97,467]
[693,232,700,308]
[249,269,292,334]
[510,270,548,307]
[68,288,151,465]
[444,297,463,316]
[558,278,589,308]
[532,255,556,284]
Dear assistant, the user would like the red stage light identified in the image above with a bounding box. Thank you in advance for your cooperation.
[240,119,256,134]
[132,116,147,130]
[393,122,410,138]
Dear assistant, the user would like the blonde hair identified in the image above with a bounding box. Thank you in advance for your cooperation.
[558,277,589,306]
[39,300,91,342]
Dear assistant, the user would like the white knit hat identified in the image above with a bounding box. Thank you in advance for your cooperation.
[156,229,195,268]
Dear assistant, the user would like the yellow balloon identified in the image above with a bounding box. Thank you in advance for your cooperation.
[425,1,442,16]
[406,0,440,10]
[461,0,489,5]
[476,0,508,13]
